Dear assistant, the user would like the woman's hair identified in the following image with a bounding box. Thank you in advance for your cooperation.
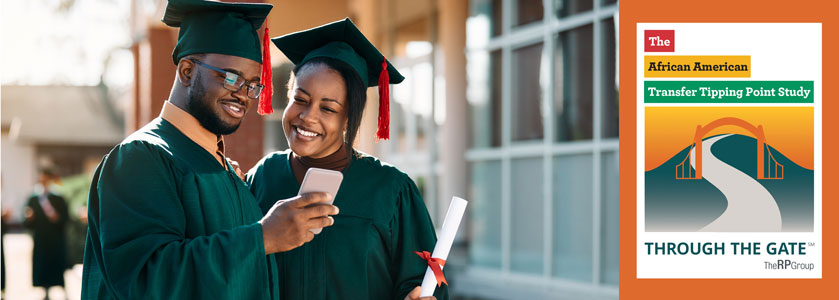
[287,56,367,152]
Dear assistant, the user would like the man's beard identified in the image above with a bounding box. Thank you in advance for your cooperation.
[186,72,242,135]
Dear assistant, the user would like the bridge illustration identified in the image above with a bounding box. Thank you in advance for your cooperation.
[675,117,783,180]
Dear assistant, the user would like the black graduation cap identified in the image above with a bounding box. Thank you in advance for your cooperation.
[161,0,276,115]
[271,18,405,140]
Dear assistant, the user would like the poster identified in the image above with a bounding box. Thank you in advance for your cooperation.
[636,23,821,278]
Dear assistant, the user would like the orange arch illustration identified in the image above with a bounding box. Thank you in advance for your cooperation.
[675,117,783,180]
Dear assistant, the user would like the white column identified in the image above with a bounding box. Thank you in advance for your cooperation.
[437,0,468,233]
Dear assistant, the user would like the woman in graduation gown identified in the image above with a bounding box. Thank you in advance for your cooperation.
[247,19,448,300]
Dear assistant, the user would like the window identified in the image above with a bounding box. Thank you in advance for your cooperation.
[555,24,594,142]
[468,50,503,148]
[466,0,619,296]
[510,157,544,274]
[512,42,545,142]
[515,0,543,27]
[601,17,619,138]
[557,0,593,18]
[601,150,619,285]
[469,161,503,269]
[553,153,593,281]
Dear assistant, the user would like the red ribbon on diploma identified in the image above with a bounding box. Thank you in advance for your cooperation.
[414,251,447,287]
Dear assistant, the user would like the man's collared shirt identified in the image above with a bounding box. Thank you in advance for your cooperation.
[160,101,227,169]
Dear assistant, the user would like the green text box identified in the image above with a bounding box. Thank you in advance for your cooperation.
[644,81,814,103]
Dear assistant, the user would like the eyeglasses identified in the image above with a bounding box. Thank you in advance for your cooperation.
[189,58,264,99]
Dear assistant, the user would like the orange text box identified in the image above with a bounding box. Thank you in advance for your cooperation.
[644,55,751,77]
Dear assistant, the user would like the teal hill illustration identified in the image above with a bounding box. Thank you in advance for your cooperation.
[645,134,814,232]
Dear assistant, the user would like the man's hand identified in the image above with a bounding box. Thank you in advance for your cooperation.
[403,286,436,300]
[259,192,339,254]
[226,158,245,181]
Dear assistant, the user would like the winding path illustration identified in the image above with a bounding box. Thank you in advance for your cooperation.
[690,134,782,232]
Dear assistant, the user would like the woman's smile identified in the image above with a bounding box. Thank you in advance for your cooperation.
[291,125,323,141]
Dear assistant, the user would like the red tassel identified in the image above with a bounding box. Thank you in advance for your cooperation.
[258,26,273,115]
[375,59,390,141]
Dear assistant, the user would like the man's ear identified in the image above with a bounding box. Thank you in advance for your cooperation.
[177,58,195,87]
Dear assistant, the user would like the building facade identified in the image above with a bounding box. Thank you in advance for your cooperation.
[456,1,619,298]
[352,0,620,299]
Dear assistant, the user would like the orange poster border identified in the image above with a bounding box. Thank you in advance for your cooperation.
[619,0,839,298]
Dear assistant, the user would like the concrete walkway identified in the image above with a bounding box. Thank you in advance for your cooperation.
[2,233,82,300]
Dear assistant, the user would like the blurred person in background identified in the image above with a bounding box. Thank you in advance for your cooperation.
[2,176,8,297]
[2,206,10,297]
[24,168,70,300]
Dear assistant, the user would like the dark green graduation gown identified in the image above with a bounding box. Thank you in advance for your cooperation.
[81,118,279,299]
[25,193,69,288]
[246,150,449,300]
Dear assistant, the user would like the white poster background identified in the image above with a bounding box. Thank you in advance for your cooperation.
[636,23,822,278]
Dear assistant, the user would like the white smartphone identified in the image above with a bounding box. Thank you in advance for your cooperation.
[297,167,343,234]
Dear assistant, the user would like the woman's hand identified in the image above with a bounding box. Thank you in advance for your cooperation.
[403,286,436,300]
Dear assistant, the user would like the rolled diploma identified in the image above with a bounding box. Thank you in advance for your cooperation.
[419,197,468,297]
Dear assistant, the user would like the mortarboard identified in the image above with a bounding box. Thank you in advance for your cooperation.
[162,0,275,115]
[271,18,405,141]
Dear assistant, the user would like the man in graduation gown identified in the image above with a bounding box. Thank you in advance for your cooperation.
[25,168,70,298]
[81,1,339,299]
